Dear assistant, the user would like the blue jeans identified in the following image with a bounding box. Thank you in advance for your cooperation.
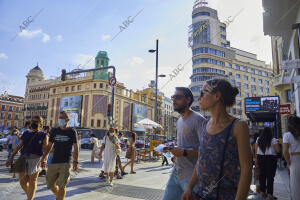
[163,175,196,200]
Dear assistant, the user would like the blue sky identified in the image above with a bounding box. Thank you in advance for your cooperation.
[0,0,271,97]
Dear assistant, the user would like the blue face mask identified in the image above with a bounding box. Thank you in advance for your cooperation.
[58,119,66,127]
[109,132,114,136]
[250,138,255,143]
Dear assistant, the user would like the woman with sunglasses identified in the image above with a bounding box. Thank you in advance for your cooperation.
[182,78,252,200]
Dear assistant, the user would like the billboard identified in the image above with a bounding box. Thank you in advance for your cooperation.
[60,95,83,127]
[132,104,148,132]
[245,96,279,113]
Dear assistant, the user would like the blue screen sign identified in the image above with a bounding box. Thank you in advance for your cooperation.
[245,97,261,113]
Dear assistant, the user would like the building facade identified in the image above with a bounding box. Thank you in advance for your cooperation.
[0,93,24,129]
[262,0,300,132]
[189,1,273,120]
[23,65,53,126]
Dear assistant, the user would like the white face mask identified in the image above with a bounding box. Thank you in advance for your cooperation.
[109,132,114,137]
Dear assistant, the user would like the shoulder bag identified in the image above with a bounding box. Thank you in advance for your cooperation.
[9,133,38,173]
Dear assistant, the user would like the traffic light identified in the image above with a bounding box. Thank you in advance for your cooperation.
[107,104,111,117]
[61,69,66,81]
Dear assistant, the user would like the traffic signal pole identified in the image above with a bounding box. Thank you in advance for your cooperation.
[61,66,116,127]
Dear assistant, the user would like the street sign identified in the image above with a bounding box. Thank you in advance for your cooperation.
[279,104,291,114]
[109,76,116,86]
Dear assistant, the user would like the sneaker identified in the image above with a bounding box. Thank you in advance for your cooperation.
[109,182,113,187]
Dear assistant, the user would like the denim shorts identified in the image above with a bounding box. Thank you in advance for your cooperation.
[163,175,198,200]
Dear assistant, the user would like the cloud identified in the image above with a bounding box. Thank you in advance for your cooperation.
[42,33,50,43]
[18,29,51,43]
[55,35,63,41]
[102,34,111,41]
[127,56,144,66]
[0,53,8,59]
[73,54,95,69]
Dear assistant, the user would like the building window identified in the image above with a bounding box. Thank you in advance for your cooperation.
[237,100,242,106]
[251,85,256,91]
[15,115,19,120]
[236,82,241,87]
[244,92,249,97]
[259,86,263,93]
[193,67,225,75]
[258,79,262,84]
[220,26,226,32]
[250,69,255,74]
[221,43,226,47]
[286,89,292,102]
[244,83,248,89]
[97,120,101,127]
[103,120,106,128]
[72,86,75,91]
[263,72,268,77]
[53,89,56,94]
[8,114,11,119]
[258,71,262,75]
[78,85,82,90]
[91,119,94,127]
[228,63,232,68]
[100,83,103,88]
[192,58,225,66]
[192,11,210,18]
[251,77,255,83]
[235,65,240,70]
[231,80,235,85]
[9,106,12,112]
[16,107,19,112]
[94,83,97,88]
[265,80,269,85]
[1,105,5,111]
[221,34,226,40]
[192,47,225,57]
[266,88,270,94]
[244,75,248,81]
[236,74,240,79]
[65,87,69,92]
[243,66,248,72]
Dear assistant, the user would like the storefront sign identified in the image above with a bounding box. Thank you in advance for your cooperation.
[279,104,291,114]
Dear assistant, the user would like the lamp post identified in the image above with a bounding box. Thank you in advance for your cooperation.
[149,39,166,140]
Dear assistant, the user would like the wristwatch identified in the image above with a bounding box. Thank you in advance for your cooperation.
[183,150,188,157]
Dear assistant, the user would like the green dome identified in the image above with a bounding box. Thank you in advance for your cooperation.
[96,51,109,60]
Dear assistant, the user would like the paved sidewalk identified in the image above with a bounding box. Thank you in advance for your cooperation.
[0,150,291,200]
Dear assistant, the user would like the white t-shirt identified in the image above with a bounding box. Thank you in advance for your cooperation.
[283,132,300,153]
[256,137,278,155]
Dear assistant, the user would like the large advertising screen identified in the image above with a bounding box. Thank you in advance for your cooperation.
[132,104,148,132]
[60,96,83,127]
[245,96,279,113]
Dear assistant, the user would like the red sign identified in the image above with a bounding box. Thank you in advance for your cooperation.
[279,104,291,114]
[109,77,116,86]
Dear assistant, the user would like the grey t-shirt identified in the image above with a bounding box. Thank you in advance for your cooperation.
[172,111,206,182]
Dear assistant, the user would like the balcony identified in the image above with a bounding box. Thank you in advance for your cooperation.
[25,106,48,111]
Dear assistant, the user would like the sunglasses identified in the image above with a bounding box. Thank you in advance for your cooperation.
[171,94,185,100]
[199,89,211,98]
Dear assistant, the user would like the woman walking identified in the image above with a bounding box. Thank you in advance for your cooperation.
[6,116,48,200]
[255,127,280,199]
[283,115,300,200]
[99,128,121,186]
[182,78,252,200]
[122,132,137,174]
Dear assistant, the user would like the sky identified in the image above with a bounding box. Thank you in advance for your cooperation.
[0,0,272,98]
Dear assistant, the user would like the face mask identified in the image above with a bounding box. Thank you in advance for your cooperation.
[58,119,66,127]
[109,132,114,136]
[250,138,255,143]
[31,122,38,130]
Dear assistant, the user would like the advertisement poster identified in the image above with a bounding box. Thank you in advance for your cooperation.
[132,103,148,132]
[60,96,83,127]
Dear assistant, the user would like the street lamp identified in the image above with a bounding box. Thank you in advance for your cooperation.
[149,39,163,140]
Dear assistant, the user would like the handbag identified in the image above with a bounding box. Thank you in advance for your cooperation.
[9,133,38,173]
[125,146,133,159]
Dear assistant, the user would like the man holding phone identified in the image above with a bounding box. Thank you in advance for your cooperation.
[163,87,206,200]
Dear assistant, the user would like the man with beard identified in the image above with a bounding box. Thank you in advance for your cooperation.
[163,87,206,200]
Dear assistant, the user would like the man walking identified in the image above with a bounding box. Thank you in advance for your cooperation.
[163,87,206,200]
[43,111,79,200]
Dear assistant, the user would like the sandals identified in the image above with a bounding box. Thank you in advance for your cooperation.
[130,171,136,174]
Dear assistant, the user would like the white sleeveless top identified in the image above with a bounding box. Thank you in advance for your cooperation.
[283,132,300,153]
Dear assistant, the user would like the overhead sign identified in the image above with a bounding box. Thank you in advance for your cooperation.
[279,104,291,114]
[245,96,279,113]
[109,77,116,86]
[60,95,83,127]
